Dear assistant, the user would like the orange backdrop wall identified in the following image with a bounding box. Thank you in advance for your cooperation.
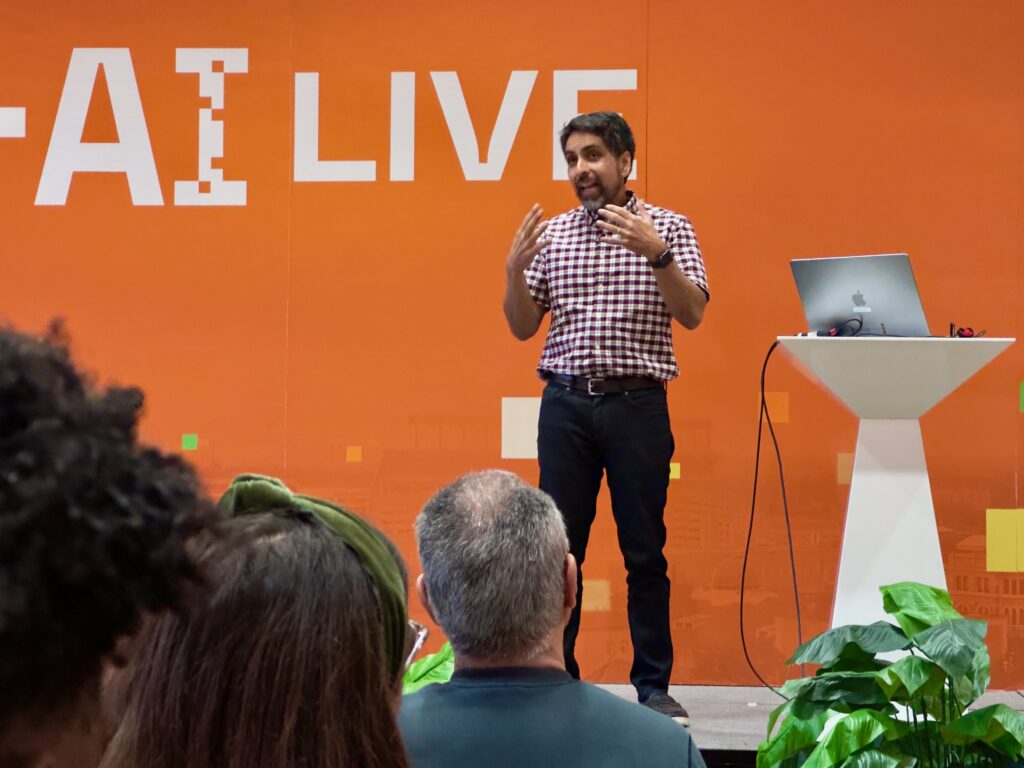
[2,0,1022,687]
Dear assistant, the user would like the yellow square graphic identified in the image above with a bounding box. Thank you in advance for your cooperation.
[581,579,611,612]
[760,391,790,424]
[837,453,854,485]
[345,446,363,463]
[669,462,681,480]
[986,508,1024,572]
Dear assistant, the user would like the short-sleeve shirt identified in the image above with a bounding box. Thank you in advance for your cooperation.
[524,194,708,382]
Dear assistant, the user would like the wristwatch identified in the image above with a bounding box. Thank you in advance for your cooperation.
[649,248,674,269]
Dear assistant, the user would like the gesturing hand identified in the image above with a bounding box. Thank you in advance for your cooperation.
[507,204,549,275]
[596,199,667,261]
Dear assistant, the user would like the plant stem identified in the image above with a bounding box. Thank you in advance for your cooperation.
[920,697,935,768]
[911,706,925,766]
[949,683,965,768]
[940,685,948,767]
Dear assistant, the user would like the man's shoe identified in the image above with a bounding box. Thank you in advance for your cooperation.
[641,692,691,727]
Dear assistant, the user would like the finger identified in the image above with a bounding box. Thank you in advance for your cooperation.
[524,221,549,247]
[613,207,640,224]
[596,208,627,226]
[525,209,546,238]
[523,239,549,260]
[518,204,542,234]
[595,220,623,233]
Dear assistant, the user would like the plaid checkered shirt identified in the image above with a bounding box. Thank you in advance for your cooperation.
[524,193,709,382]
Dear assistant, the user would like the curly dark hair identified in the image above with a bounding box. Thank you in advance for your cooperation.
[0,321,212,728]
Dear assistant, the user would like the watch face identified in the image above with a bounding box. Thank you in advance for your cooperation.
[652,249,673,268]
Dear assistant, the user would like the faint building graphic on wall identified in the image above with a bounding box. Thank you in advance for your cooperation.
[948,533,1024,672]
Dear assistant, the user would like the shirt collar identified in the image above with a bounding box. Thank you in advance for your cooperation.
[450,667,573,685]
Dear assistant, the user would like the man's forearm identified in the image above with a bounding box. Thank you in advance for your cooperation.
[652,267,707,330]
[503,270,545,340]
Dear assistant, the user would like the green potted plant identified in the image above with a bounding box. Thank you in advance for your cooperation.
[758,582,1024,767]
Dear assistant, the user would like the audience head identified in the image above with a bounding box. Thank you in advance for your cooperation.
[0,322,209,768]
[102,474,411,768]
[415,470,572,664]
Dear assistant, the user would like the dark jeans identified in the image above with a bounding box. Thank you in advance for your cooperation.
[537,380,675,700]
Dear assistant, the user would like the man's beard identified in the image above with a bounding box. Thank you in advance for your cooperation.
[575,177,620,211]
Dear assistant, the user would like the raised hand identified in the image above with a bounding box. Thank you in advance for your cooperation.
[596,199,667,261]
[507,204,549,274]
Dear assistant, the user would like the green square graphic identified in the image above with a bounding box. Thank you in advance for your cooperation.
[181,433,199,451]
[1019,381,1024,413]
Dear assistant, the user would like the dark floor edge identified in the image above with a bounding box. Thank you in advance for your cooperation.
[703,749,755,768]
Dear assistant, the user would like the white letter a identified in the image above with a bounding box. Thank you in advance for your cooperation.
[36,48,162,206]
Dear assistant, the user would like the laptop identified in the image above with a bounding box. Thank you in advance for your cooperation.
[790,253,931,337]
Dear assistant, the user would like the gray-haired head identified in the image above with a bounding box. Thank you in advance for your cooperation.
[415,470,568,661]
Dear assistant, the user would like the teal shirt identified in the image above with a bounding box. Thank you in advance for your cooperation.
[399,667,707,768]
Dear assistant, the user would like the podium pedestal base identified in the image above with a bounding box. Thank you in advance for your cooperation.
[831,419,947,628]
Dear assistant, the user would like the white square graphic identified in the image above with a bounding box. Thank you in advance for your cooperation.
[0,108,26,138]
[501,397,541,459]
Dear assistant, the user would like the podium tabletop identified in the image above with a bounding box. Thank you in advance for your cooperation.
[776,336,1014,419]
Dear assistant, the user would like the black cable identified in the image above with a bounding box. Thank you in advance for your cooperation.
[762,350,805,675]
[739,341,785,697]
[739,339,805,698]
[830,317,863,337]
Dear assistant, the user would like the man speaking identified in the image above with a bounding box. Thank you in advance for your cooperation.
[502,112,709,725]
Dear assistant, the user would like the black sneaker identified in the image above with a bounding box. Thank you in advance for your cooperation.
[641,692,690,726]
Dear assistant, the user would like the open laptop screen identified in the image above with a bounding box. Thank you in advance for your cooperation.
[790,253,930,337]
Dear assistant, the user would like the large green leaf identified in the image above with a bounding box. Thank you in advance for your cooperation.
[954,644,991,709]
[768,697,843,739]
[941,703,1024,758]
[792,671,892,712]
[970,644,991,703]
[914,619,987,678]
[880,583,963,638]
[839,748,916,768]
[758,705,834,768]
[822,651,890,675]
[802,709,907,768]
[778,750,815,768]
[767,698,795,739]
[789,622,910,667]
[401,641,454,694]
[873,656,946,704]
[779,676,814,700]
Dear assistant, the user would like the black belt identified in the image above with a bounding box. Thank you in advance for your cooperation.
[544,372,665,395]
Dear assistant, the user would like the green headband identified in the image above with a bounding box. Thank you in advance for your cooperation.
[217,474,408,680]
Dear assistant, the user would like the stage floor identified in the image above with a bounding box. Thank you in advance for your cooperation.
[601,685,1024,752]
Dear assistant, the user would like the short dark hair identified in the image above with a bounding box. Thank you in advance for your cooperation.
[0,322,210,729]
[102,510,410,768]
[559,111,636,164]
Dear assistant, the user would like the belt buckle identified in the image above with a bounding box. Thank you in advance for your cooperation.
[587,378,603,396]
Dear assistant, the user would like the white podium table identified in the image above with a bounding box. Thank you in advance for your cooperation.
[778,336,1014,628]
